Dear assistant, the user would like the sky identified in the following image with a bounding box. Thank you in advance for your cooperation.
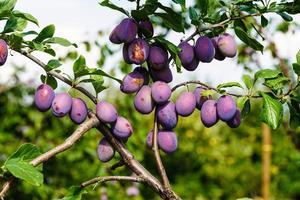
[1,0,300,93]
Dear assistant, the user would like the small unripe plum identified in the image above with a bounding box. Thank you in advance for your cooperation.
[70,98,88,124]
[178,42,194,66]
[149,66,173,83]
[51,92,72,117]
[182,56,199,71]
[151,81,171,104]
[139,20,154,38]
[134,85,154,114]
[217,33,237,58]
[120,70,145,94]
[193,86,209,110]
[146,130,153,148]
[200,100,218,127]
[112,116,133,139]
[157,102,178,129]
[134,67,149,85]
[97,137,115,162]
[211,37,225,61]
[0,39,8,66]
[175,92,196,117]
[148,46,168,70]
[128,38,149,64]
[194,36,215,63]
[123,43,133,64]
[96,101,118,123]
[34,84,55,112]
[158,131,178,154]
[217,95,237,121]
[227,109,241,128]
[109,18,137,44]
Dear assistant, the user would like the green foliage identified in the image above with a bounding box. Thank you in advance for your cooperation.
[260,93,283,129]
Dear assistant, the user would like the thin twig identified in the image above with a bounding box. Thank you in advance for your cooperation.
[81,176,144,188]
[110,160,125,171]
[0,116,100,198]
[152,108,170,188]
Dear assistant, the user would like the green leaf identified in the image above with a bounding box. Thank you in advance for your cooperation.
[261,15,268,27]
[40,74,58,89]
[0,0,17,13]
[198,0,208,16]
[277,12,293,22]
[292,63,300,76]
[99,0,129,16]
[234,26,264,52]
[73,55,86,78]
[172,0,185,10]
[90,75,107,95]
[188,7,200,26]
[131,0,158,21]
[3,16,27,33]
[254,69,281,80]
[13,10,39,26]
[34,24,55,43]
[44,37,77,47]
[217,82,243,90]
[56,186,87,200]
[296,50,300,64]
[201,89,216,97]
[45,59,62,72]
[264,76,289,91]
[288,99,300,129]
[155,12,184,33]
[5,143,41,164]
[242,74,253,89]
[260,93,283,129]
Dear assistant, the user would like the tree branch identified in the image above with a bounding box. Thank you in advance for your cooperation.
[152,108,170,188]
[0,115,99,198]
[81,176,144,188]
[110,160,125,171]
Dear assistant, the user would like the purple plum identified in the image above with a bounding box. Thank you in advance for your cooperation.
[0,39,8,66]
[146,130,153,149]
[70,98,88,124]
[112,116,133,139]
[97,137,115,162]
[51,92,72,117]
[151,81,171,104]
[128,38,149,64]
[182,56,199,71]
[194,36,215,63]
[158,131,178,154]
[134,85,154,114]
[193,86,210,110]
[217,95,237,122]
[157,101,178,129]
[178,42,194,66]
[120,70,145,94]
[149,66,173,83]
[148,45,168,70]
[134,66,149,85]
[96,101,118,123]
[227,109,241,128]
[109,18,137,44]
[139,20,154,38]
[217,33,237,58]
[123,43,133,64]
[34,84,55,112]
[200,100,218,127]
[212,37,226,61]
[175,92,196,117]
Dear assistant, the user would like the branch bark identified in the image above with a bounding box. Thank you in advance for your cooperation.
[80,176,144,188]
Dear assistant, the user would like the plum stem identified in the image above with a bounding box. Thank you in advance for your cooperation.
[80,175,144,188]
[152,108,171,189]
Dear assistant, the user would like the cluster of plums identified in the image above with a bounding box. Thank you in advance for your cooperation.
[0,39,8,66]
[34,84,133,163]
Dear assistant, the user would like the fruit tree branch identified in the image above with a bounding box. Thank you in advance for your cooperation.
[80,176,144,188]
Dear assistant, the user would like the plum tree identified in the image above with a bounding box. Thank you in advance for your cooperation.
[51,93,72,117]
[157,101,178,130]
[134,85,154,114]
[70,98,88,124]
[200,100,218,127]
[0,39,8,66]
[97,137,115,162]
[127,38,149,64]
[175,92,196,117]
[96,101,118,123]
[109,18,137,44]
[194,36,215,63]
[217,95,237,121]
[158,131,178,154]
[148,45,168,70]
[112,116,133,139]
[34,84,55,112]
[151,81,171,104]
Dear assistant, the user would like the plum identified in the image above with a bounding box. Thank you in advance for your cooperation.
[139,20,154,38]
[217,95,237,121]
[146,130,153,148]
[178,42,194,66]
[112,116,133,139]
[148,46,168,70]
[182,56,199,71]
[158,131,178,154]
[109,18,137,44]
[96,101,118,123]
[134,66,149,85]
[151,81,171,104]
[134,85,154,114]
[51,92,72,117]
[193,86,210,110]
[70,98,88,124]
[123,43,133,64]
[227,109,241,128]
[120,70,145,94]
[217,33,237,58]
[0,39,8,66]
[34,84,55,112]
[128,38,149,64]
[194,36,215,63]
[175,92,196,117]
[149,66,173,83]
[212,37,226,61]
[157,101,178,129]
[200,100,218,127]
[97,137,115,162]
